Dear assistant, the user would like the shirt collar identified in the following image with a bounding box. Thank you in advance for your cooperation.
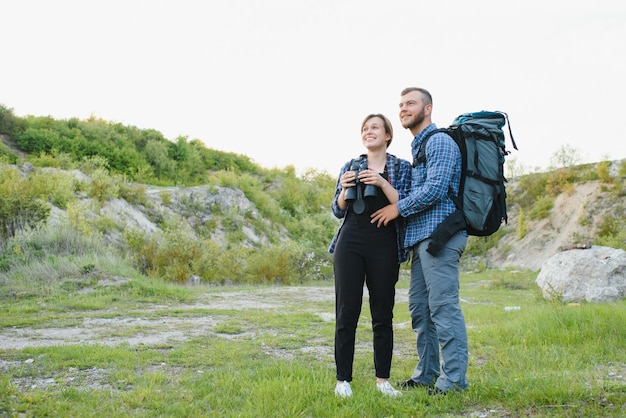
[411,123,438,152]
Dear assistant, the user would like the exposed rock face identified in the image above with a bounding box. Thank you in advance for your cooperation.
[487,181,606,271]
[536,246,626,302]
[46,180,279,249]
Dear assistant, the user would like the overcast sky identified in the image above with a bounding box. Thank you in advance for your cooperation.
[2,0,625,177]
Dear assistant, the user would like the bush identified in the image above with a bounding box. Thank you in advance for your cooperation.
[29,169,77,209]
[0,221,106,272]
[508,172,548,212]
[546,167,577,196]
[144,221,202,284]
[516,206,528,240]
[66,200,97,237]
[0,144,18,164]
[596,161,612,183]
[191,240,229,283]
[88,168,121,202]
[245,242,309,285]
[528,196,554,220]
[597,215,621,238]
[119,182,150,207]
[464,228,507,258]
[0,165,51,240]
[0,104,18,136]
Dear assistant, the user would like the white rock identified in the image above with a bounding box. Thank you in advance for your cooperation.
[536,246,626,302]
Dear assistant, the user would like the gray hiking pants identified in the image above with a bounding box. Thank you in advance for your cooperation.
[409,232,469,392]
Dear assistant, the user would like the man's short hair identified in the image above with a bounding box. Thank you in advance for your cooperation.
[401,87,432,106]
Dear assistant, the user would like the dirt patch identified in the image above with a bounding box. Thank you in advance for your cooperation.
[0,285,412,395]
[0,286,409,350]
[0,134,27,159]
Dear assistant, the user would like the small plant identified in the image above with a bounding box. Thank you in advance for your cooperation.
[81,263,96,274]
[597,215,620,237]
[29,169,77,209]
[546,167,576,196]
[528,196,554,220]
[246,242,307,285]
[159,190,172,206]
[95,216,118,234]
[66,200,96,237]
[550,144,580,169]
[610,180,624,198]
[595,214,626,250]
[119,182,149,207]
[0,165,51,239]
[214,322,244,335]
[88,168,120,202]
[596,160,613,183]
[578,213,591,227]
[517,206,528,239]
[465,229,507,258]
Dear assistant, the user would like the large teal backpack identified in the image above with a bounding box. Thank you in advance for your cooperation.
[416,111,517,236]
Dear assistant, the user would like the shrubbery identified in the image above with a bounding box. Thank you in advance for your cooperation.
[0,107,342,284]
[0,166,51,239]
[1,105,261,186]
[122,221,318,285]
[0,153,337,285]
[2,104,625,284]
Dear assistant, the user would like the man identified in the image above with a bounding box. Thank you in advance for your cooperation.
[371,87,468,394]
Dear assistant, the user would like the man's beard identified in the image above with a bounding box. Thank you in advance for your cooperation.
[402,108,426,131]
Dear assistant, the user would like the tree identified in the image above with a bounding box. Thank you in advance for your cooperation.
[144,140,175,179]
[550,144,580,169]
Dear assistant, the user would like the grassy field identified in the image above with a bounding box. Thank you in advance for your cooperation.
[1,264,625,417]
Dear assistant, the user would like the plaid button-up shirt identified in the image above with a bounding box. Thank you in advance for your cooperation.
[397,123,465,249]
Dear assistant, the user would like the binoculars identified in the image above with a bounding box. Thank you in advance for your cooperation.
[344,156,377,214]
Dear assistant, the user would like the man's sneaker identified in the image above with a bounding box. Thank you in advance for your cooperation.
[397,378,434,389]
[376,381,402,397]
[334,381,352,398]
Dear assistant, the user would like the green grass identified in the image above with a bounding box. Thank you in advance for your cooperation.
[1,268,625,417]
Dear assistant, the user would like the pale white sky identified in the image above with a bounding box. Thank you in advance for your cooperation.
[2,0,625,177]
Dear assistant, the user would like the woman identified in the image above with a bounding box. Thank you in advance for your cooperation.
[329,113,412,397]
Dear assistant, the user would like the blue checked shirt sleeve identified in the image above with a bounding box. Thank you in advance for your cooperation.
[397,127,462,247]
[328,160,352,254]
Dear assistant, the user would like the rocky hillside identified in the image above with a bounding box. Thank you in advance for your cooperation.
[57,161,623,273]
[481,164,625,271]
[4,150,625,274]
[46,170,286,250]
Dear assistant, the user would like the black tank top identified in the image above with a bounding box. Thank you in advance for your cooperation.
[345,170,395,229]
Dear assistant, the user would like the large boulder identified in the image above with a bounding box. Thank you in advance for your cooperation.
[536,246,626,303]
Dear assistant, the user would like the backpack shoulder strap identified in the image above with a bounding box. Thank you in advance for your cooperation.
[413,128,448,167]
[500,111,518,151]
[413,127,464,210]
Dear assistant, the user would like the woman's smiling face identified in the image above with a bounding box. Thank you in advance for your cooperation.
[361,116,390,150]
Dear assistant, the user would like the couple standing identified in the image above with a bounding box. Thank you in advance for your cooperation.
[329,87,469,398]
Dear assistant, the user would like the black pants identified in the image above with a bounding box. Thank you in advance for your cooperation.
[333,215,399,382]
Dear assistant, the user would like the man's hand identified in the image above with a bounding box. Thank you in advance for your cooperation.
[371,204,400,227]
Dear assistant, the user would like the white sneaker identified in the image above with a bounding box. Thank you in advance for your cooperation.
[377,380,402,397]
[334,380,353,398]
